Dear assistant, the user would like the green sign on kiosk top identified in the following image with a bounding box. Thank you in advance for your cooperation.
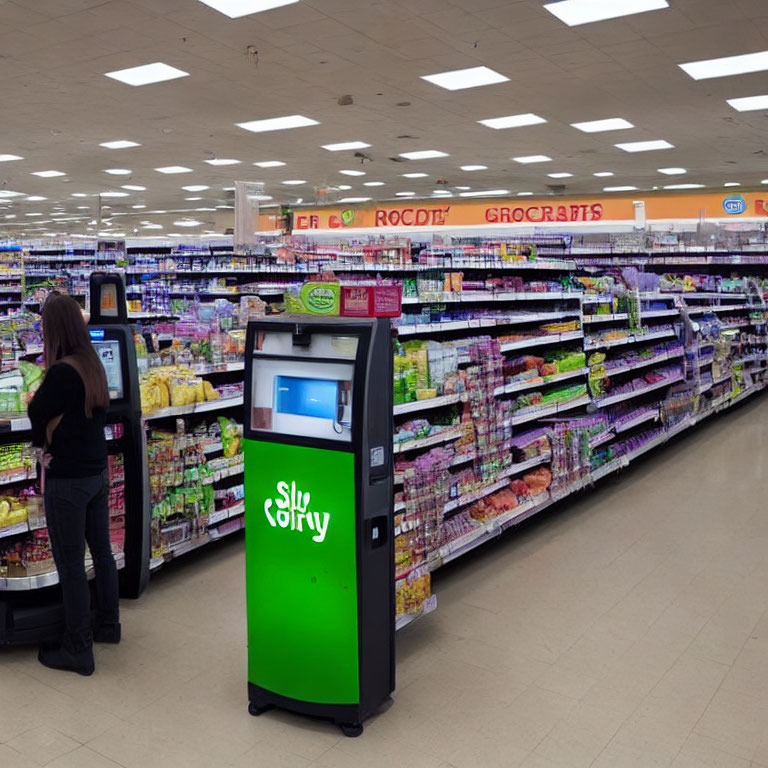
[244,439,360,705]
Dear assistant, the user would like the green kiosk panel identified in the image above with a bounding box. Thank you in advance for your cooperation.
[244,317,394,737]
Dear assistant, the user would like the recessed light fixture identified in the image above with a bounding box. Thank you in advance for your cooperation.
[100,191,130,198]
[121,185,146,191]
[603,186,638,192]
[548,172,573,178]
[513,155,552,164]
[658,167,687,175]
[105,62,189,86]
[26,196,47,202]
[762,179,768,184]
[338,197,371,203]
[132,204,147,209]
[31,170,65,177]
[571,118,635,133]
[615,140,673,152]
[322,141,371,151]
[421,66,509,91]
[726,94,768,112]
[0,190,25,198]
[460,189,510,197]
[100,140,141,149]
[455,186,471,191]
[402,172,428,178]
[205,158,241,166]
[182,185,210,192]
[253,161,286,168]
[723,182,741,187]
[0,154,23,162]
[25,213,43,217]
[544,0,668,26]
[680,50,768,80]
[593,172,614,177]
[104,168,132,175]
[517,192,534,196]
[282,180,306,185]
[236,115,320,133]
[77,206,91,210]
[664,184,705,190]
[221,187,235,192]
[185,197,203,201]
[363,182,385,187]
[338,185,352,190]
[396,192,416,197]
[432,190,453,195]
[72,193,89,198]
[399,150,449,160]
[460,165,488,172]
[142,223,163,229]
[250,195,273,201]
[340,170,366,176]
[155,166,193,174]
[173,219,202,227]
[197,0,299,18]
[478,114,547,130]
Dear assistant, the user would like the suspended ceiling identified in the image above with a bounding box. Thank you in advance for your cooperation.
[0,0,767,237]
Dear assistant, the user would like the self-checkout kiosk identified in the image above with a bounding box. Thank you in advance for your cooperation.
[243,317,394,737]
[89,272,150,599]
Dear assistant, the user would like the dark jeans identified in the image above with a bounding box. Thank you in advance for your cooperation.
[45,470,119,651]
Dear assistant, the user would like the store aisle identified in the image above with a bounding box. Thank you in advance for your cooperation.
[3,397,768,768]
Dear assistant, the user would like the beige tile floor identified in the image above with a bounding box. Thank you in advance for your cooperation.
[3,396,768,767]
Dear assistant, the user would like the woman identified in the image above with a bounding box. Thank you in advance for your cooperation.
[28,294,120,676]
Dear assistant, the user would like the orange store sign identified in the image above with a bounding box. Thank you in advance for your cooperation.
[292,192,768,230]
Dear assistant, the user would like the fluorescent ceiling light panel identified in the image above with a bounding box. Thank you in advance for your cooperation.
[340,170,366,176]
[26,196,47,201]
[363,182,385,187]
[173,220,202,227]
[478,114,547,130]
[571,118,634,133]
[197,0,299,18]
[664,183,704,189]
[548,172,573,178]
[236,115,319,133]
[724,182,741,187]
[322,141,371,151]
[421,66,509,91]
[338,185,352,190]
[32,170,65,177]
[604,186,638,191]
[513,155,552,164]
[593,172,614,177]
[254,161,285,168]
[155,166,193,174]
[121,185,146,191]
[432,190,452,195]
[517,192,534,196]
[0,154,23,162]
[205,158,241,166]
[615,140,673,152]
[396,192,416,196]
[402,172,428,178]
[658,167,686,175]
[726,94,768,112]
[282,180,306,185]
[100,140,140,149]
[104,168,132,175]
[544,0,669,26]
[338,197,371,203]
[455,186,471,190]
[105,62,189,86]
[185,197,203,201]
[132,205,147,209]
[680,50,768,80]
[183,185,210,191]
[460,165,488,171]
[460,189,510,197]
[399,150,449,160]
[100,191,130,198]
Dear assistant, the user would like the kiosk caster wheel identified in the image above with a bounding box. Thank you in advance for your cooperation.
[248,702,268,717]
[340,722,363,738]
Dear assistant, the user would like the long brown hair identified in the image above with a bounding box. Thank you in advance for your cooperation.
[42,294,109,417]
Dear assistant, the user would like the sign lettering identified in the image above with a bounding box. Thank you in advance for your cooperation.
[263,480,330,543]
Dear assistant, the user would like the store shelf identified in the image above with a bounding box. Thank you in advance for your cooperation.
[208,500,245,526]
[500,331,583,353]
[584,328,677,351]
[393,426,464,454]
[494,367,589,397]
[143,395,243,421]
[444,476,511,515]
[0,416,31,433]
[396,594,438,631]
[594,373,684,408]
[605,349,684,377]
[191,362,245,375]
[393,393,463,417]
[687,305,746,315]
[642,309,680,318]
[509,395,591,425]
[0,520,30,540]
[583,313,629,323]
[203,441,223,455]
[614,409,659,434]
[396,311,580,337]
[402,291,583,305]
[0,468,36,487]
[0,552,125,592]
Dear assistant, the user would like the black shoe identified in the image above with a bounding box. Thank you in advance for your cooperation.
[38,643,95,676]
[93,623,121,644]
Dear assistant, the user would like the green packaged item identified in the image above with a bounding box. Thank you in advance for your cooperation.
[285,282,341,316]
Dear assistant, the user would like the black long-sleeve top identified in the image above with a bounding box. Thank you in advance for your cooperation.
[28,362,107,479]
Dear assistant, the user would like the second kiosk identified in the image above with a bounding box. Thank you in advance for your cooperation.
[243,316,394,736]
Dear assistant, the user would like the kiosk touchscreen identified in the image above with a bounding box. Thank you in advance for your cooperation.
[89,273,150,599]
[244,317,394,737]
